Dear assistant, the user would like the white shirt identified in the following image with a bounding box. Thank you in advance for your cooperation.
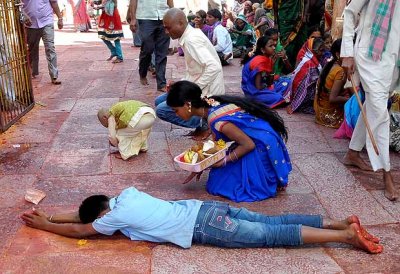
[135,0,170,20]
[341,0,400,91]
[179,25,225,97]
[213,24,233,55]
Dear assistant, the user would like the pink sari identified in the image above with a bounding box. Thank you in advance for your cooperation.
[70,0,91,32]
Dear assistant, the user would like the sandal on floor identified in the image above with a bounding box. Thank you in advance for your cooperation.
[106,55,116,61]
[51,78,61,85]
[112,58,123,63]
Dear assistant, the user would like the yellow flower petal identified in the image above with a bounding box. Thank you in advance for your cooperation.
[77,239,88,246]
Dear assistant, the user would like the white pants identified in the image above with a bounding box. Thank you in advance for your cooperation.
[116,112,155,160]
[349,50,393,171]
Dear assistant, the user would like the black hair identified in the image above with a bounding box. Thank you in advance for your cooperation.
[207,9,222,21]
[166,81,288,142]
[264,28,278,37]
[241,35,272,65]
[307,25,322,38]
[312,37,324,52]
[318,38,342,94]
[79,195,109,224]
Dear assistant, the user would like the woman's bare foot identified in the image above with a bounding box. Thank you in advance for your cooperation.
[343,150,372,171]
[383,171,399,201]
[140,77,149,86]
[347,223,383,254]
[346,215,380,243]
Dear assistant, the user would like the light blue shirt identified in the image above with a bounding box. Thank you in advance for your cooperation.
[135,0,170,20]
[92,187,202,248]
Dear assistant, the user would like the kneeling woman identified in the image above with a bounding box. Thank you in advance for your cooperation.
[241,35,292,108]
[314,39,350,128]
[167,81,292,202]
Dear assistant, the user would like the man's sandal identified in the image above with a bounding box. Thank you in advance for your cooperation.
[51,78,61,85]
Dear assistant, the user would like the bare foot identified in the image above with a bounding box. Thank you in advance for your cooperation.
[140,77,149,86]
[114,153,122,159]
[343,150,372,171]
[383,171,399,201]
[347,223,383,254]
[346,215,380,243]
[277,186,287,192]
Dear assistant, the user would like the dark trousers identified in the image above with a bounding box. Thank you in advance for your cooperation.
[26,24,58,79]
[137,19,170,90]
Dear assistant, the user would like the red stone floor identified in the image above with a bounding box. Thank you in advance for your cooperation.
[0,25,399,273]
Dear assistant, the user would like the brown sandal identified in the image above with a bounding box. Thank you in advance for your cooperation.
[112,58,123,64]
[51,78,61,85]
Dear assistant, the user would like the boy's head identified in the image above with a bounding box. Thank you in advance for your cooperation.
[206,9,222,25]
[97,108,110,128]
[79,195,110,223]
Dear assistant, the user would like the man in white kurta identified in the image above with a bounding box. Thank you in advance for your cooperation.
[341,0,400,200]
[155,8,225,139]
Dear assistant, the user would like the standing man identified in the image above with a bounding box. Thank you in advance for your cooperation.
[23,0,63,85]
[155,8,225,140]
[341,0,399,200]
[129,0,173,92]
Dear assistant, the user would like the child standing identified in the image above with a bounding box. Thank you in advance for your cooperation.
[95,0,124,63]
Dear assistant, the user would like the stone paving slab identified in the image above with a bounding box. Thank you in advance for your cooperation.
[327,224,400,273]
[292,153,396,224]
[152,245,343,274]
[0,227,152,274]
[1,27,399,273]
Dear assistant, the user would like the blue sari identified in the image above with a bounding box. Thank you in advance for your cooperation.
[206,104,292,202]
[242,56,291,108]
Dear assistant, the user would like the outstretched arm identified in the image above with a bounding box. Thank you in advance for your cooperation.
[21,208,99,238]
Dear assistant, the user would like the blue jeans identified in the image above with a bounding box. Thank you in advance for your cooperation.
[155,93,204,129]
[138,19,170,90]
[192,201,322,248]
[103,39,123,60]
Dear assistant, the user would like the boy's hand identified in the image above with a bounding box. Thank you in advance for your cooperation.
[21,208,50,230]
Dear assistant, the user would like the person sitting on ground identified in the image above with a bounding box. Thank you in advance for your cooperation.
[229,14,256,58]
[253,8,274,39]
[157,8,225,140]
[243,1,254,24]
[314,38,350,128]
[167,80,292,202]
[21,186,383,254]
[241,35,292,108]
[264,28,293,76]
[97,100,156,160]
[286,37,325,114]
[295,26,323,67]
[206,9,233,66]
[194,9,212,38]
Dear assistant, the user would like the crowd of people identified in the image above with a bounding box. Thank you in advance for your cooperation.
[19,0,399,256]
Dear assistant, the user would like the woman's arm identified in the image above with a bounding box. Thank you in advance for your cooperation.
[213,122,255,167]
[254,72,264,90]
[329,77,349,104]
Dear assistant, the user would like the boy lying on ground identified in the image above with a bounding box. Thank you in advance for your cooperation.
[21,187,382,253]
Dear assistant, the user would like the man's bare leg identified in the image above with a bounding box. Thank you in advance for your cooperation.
[140,77,149,86]
[383,170,399,201]
[343,149,373,171]
[301,223,383,254]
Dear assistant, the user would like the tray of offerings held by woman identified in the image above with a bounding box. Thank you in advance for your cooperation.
[174,140,233,173]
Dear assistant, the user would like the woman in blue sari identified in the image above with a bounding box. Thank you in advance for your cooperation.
[241,35,292,108]
[167,81,292,202]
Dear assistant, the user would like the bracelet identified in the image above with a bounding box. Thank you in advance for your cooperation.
[49,215,54,222]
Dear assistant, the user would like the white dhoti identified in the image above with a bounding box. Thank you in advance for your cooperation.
[342,0,400,172]
[116,106,156,160]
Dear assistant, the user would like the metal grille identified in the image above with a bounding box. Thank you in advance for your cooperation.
[0,0,34,133]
